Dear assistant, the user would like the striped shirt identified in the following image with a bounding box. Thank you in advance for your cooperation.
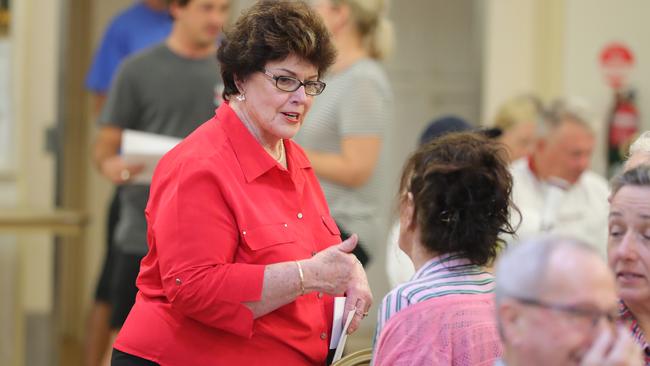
[374,253,495,345]
[619,301,650,365]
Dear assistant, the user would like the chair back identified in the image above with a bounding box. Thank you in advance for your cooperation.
[331,348,373,366]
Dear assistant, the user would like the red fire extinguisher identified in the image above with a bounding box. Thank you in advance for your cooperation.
[607,88,639,176]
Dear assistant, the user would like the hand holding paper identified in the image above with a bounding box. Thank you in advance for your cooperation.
[331,297,359,363]
[332,305,357,363]
[121,129,181,184]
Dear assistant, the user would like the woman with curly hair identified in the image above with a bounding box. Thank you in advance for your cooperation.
[373,132,515,365]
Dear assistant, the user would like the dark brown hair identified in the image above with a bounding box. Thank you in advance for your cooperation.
[399,132,517,266]
[166,0,191,7]
[217,0,337,100]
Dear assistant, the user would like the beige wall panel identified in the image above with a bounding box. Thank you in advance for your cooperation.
[564,0,650,175]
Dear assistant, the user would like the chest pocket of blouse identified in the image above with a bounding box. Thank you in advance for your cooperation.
[321,215,341,236]
[242,223,297,251]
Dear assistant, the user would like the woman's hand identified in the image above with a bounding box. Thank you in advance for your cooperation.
[301,234,373,334]
[580,325,643,366]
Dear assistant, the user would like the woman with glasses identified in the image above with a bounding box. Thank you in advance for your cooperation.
[608,164,650,365]
[294,0,394,266]
[110,1,372,365]
[373,132,514,365]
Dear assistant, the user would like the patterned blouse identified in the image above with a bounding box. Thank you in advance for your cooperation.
[374,253,495,345]
[619,301,650,365]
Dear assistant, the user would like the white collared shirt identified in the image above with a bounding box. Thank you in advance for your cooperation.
[508,158,609,257]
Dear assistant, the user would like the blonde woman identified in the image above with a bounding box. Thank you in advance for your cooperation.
[295,0,394,258]
[493,94,544,162]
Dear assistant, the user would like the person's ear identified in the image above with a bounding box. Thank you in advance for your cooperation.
[400,192,416,230]
[168,1,181,19]
[498,300,526,346]
[234,76,245,95]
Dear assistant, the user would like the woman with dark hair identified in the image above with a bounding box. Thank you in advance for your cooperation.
[373,132,514,365]
[111,1,372,365]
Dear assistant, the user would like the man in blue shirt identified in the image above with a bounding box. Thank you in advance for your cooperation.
[84,2,170,366]
[86,0,172,114]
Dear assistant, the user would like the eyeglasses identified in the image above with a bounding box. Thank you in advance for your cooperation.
[262,70,326,96]
[512,295,619,329]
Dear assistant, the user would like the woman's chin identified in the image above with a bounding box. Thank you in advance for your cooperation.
[618,288,650,306]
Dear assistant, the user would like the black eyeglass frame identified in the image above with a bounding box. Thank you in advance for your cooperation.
[262,70,326,96]
[510,295,619,328]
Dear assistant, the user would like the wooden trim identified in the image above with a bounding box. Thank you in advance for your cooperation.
[0,210,86,236]
[56,0,92,364]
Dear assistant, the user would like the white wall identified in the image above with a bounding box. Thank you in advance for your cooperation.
[564,0,650,174]
[482,0,537,123]
[10,0,61,315]
[482,0,650,176]
[1,0,61,364]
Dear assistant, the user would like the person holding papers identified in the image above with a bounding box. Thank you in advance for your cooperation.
[110,1,372,365]
[373,132,513,365]
[92,0,230,359]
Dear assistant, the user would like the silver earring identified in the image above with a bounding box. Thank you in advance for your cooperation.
[236,93,246,101]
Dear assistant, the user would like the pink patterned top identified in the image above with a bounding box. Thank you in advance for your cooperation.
[373,293,502,365]
[619,301,650,365]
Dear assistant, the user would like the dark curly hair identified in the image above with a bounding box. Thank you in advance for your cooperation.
[399,132,517,266]
[217,0,337,100]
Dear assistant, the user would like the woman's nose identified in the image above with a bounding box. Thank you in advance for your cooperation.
[618,232,640,260]
[291,85,308,103]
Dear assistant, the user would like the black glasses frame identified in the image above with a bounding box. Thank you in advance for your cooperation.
[511,295,618,328]
[263,70,326,96]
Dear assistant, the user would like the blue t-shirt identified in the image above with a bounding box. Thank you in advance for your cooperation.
[85,2,172,93]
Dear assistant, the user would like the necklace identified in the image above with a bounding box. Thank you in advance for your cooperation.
[233,103,285,164]
[273,141,285,162]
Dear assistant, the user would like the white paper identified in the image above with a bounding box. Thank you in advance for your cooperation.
[330,297,346,349]
[332,308,356,363]
[121,129,181,184]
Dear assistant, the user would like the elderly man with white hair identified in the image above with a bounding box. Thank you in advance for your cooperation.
[509,97,609,256]
[494,235,642,366]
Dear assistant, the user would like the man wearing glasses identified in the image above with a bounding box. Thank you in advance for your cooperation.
[494,236,642,366]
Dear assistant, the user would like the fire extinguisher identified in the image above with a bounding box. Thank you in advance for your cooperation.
[607,88,639,176]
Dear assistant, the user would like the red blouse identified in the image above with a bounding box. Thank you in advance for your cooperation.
[114,103,342,365]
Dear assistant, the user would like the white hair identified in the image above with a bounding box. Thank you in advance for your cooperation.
[624,131,650,170]
[629,131,650,156]
[538,96,594,138]
[495,235,597,305]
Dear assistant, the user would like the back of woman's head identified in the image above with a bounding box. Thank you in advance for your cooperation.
[399,132,515,265]
[331,0,394,60]
[218,0,336,100]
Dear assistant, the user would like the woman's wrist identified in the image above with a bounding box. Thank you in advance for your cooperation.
[295,260,305,296]
[298,258,318,294]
